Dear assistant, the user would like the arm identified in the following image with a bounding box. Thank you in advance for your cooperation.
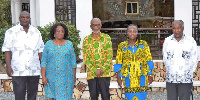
[73,68,76,84]
[114,43,123,87]
[40,42,48,85]
[69,41,77,84]
[38,32,44,63]
[82,38,97,76]
[104,35,113,75]
[5,51,13,77]
[2,30,13,77]
[191,40,198,72]
[143,41,154,84]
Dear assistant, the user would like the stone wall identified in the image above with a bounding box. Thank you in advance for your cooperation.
[1,62,200,99]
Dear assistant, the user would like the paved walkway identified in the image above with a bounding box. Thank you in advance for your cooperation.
[0,92,200,100]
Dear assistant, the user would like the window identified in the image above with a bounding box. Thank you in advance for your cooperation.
[125,1,139,15]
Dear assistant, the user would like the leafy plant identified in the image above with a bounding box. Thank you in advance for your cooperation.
[0,0,11,28]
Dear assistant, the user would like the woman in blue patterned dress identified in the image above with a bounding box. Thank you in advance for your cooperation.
[41,23,77,100]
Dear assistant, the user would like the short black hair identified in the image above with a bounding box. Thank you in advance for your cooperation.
[50,23,68,40]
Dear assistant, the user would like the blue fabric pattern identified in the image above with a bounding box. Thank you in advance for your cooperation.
[41,40,77,100]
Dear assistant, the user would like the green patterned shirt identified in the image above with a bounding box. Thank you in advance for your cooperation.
[83,33,113,80]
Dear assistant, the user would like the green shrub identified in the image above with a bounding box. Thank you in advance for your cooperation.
[0,21,81,63]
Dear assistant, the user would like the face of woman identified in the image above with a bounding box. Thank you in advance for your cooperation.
[127,26,138,40]
[54,26,65,40]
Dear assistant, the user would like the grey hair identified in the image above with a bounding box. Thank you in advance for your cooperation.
[90,18,101,25]
[19,11,30,18]
[172,20,184,28]
[127,24,138,31]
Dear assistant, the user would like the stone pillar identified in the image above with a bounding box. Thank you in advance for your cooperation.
[76,0,93,59]
[174,0,192,36]
[30,0,36,26]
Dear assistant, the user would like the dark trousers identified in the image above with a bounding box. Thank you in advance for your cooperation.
[166,82,192,100]
[12,76,39,100]
[88,77,110,100]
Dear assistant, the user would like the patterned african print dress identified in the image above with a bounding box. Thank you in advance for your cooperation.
[114,40,154,100]
[41,40,77,100]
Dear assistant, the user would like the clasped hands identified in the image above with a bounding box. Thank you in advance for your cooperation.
[95,69,104,77]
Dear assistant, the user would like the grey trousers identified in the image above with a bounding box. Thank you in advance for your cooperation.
[166,82,192,100]
[12,76,39,100]
[88,77,110,100]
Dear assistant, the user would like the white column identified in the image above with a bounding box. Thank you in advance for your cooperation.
[174,0,192,36]
[76,0,93,59]
[30,0,36,26]
[11,0,15,24]
[14,0,22,24]
[35,0,55,27]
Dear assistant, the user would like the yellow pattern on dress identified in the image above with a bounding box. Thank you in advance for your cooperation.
[116,40,152,90]
[132,96,139,100]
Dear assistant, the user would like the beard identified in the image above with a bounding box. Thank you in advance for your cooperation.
[92,30,100,34]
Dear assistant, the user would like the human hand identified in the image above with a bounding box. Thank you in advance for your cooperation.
[95,69,104,77]
[6,67,13,77]
[117,78,122,88]
[148,75,153,85]
[42,77,48,85]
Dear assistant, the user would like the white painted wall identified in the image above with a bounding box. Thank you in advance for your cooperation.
[76,0,93,59]
[174,0,192,36]
[35,0,55,27]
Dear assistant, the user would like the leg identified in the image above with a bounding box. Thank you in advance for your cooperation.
[88,78,99,100]
[26,76,39,100]
[166,82,178,100]
[178,83,192,100]
[12,76,27,100]
[98,77,110,100]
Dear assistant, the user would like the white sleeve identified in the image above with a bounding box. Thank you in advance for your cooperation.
[2,30,13,52]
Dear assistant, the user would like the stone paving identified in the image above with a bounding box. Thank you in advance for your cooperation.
[0,92,200,100]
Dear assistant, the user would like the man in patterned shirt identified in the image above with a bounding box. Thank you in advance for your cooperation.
[82,18,113,100]
[163,20,198,100]
[2,11,44,100]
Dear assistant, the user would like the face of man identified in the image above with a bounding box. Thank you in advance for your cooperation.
[172,22,184,40]
[90,19,102,34]
[127,26,138,40]
[19,12,30,27]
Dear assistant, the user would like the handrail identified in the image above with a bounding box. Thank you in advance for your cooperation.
[101,28,172,31]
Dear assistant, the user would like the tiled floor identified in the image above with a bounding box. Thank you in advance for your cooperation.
[0,92,200,100]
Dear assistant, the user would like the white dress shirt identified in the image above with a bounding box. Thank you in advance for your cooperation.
[2,24,44,76]
[163,34,198,83]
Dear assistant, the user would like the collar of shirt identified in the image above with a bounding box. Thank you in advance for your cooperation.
[19,24,35,33]
[171,33,185,43]
[88,32,104,41]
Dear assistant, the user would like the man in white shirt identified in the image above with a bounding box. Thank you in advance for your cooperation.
[163,20,198,100]
[2,11,44,100]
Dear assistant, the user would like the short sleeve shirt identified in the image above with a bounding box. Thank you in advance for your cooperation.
[2,24,44,76]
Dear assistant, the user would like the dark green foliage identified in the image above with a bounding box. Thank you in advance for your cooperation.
[0,0,11,28]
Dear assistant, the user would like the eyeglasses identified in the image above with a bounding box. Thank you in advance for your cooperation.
[91,24,101,27]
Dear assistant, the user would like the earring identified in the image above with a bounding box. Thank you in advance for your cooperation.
[54,35,55,37]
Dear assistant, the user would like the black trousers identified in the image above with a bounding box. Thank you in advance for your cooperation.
[166,82,193,100]
[88,77,110,100]
[12,76,39,100]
